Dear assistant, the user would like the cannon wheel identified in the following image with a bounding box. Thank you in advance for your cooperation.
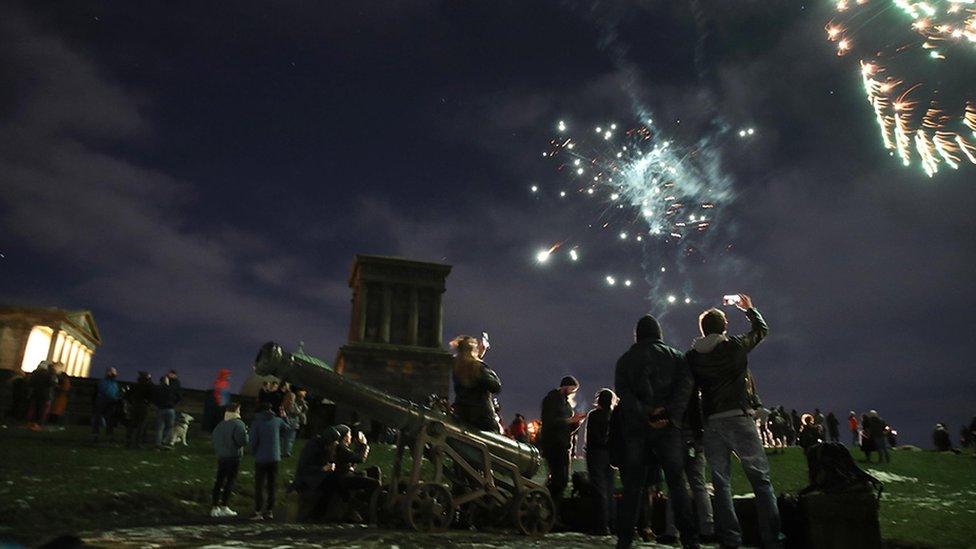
[512,488,555,536]
[403,483,455,532]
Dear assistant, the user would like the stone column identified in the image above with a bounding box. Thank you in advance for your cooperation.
[46,328,61,361]
[433,291,444,347]
[380,284,392,343]
[356,284,368,342]
[408,288,419,346]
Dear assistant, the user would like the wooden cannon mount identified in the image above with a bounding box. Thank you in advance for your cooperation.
[254,342,556,535]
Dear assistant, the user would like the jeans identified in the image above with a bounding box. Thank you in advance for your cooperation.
[586,448,616,532]
[156,408,176,446]
[875,435,891,463]
[212,457,240,507]
[543,446,571,500]
[704,415,783,549]
[26,398,51,425]
[282,427,298,457]
[91,400,117,436]
[255,461,279,513]
[617,427,699,548]
[666,433,714,537]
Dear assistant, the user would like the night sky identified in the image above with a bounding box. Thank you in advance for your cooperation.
[2,1,974,445]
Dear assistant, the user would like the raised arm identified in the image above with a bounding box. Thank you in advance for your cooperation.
[733,294,768,352]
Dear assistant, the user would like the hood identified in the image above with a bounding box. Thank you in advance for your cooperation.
[692,333,729,353]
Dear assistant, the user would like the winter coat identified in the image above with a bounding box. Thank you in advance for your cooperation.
[615,338,695,432]
[96,377,121,403]
[292,435,335,492]
[539,389,576,451]
[212,417,249,459]
[249,409,290,463]
[585,406,612,453]
[153,379,182,409]
[127,379,154,417]
[686,308,769,418]
[452,361,502,432]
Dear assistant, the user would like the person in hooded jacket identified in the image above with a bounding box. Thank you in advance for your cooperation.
[615,314,699,549]
[249,401,291,520]
[211,402,248,517]
[686,294,783,549]
[204,368,232,433]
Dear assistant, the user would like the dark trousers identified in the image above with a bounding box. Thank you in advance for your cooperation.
[91,400,117,436]
[212,457,240,507]
[543,446,571,500]
[126,410,149,448]
[254,461,279,513]
[587,448,615,532]
[617,428,699,548]
[26,398,51,425]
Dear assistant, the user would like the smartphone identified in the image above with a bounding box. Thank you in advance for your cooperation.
[481,331,490,350]
[723,294,742,306]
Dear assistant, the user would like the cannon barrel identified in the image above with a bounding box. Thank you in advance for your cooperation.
[254,341,541,477]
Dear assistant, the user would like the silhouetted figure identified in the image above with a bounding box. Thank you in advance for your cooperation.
[826,411,840,442]
[933,423,956,453]
[125,371,154,448]
[848,411,859,447]
[586,388,617,535]
[508,414,529,443]
[250,401,291,520]
[92,367,121,442]
[798,414,823,450]
[211,402,248,517]
[540,376,586,502]
[862,410,890,463]
[616,314,699,549]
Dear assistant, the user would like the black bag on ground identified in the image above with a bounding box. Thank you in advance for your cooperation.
[803,441,883,495]
[779,442,884,549]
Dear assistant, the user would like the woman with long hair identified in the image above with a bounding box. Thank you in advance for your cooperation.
[450,334,502,433]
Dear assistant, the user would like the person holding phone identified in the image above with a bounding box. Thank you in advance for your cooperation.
[539,376,587,502]
[687,294,783,549]
[450,334,502,433]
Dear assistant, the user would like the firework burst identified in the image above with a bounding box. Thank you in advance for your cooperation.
[532,117,734,303]
[826,0,976,176]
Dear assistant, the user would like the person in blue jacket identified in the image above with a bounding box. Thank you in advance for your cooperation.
[91,367,121,442]
[250,401,291,520]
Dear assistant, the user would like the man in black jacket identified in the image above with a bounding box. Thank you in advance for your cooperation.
[539,376,587,501]
[687,294,783,549]
[615,315,699,549]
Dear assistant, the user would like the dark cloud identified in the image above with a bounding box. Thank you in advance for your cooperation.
[1,1,973,444]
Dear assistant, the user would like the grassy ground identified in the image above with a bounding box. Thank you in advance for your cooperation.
[0,424,973,547]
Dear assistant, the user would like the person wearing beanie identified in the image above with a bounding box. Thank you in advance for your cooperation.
[539,375,587,501]
[615,314,700,549]
[210,402,248,518]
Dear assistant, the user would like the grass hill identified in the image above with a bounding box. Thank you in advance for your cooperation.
[0,425,973,547]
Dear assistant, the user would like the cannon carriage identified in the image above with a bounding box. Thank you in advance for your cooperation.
[254,342,556,535]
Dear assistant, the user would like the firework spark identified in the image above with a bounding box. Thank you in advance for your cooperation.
[826,0,976,176]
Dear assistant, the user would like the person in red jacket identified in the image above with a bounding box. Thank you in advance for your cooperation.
[848,411,859,447]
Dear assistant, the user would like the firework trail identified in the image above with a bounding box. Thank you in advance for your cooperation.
[826,0,976,176]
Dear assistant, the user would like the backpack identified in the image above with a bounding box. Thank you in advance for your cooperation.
[802,441,883,498]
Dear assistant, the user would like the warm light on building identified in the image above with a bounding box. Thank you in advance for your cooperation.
[1,306,101,378]
[20,326,53,373]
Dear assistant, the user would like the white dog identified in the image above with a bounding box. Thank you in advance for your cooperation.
[167,412,194,446]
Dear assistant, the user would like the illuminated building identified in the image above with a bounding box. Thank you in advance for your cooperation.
[0,306,101,377]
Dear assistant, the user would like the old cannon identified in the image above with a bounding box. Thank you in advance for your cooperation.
[254,341,556,535]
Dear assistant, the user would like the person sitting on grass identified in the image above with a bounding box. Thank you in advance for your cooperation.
[211,402,249,518]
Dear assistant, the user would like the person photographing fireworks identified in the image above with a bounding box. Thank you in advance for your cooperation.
[451,333,502,433]
[686,294,784,549]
